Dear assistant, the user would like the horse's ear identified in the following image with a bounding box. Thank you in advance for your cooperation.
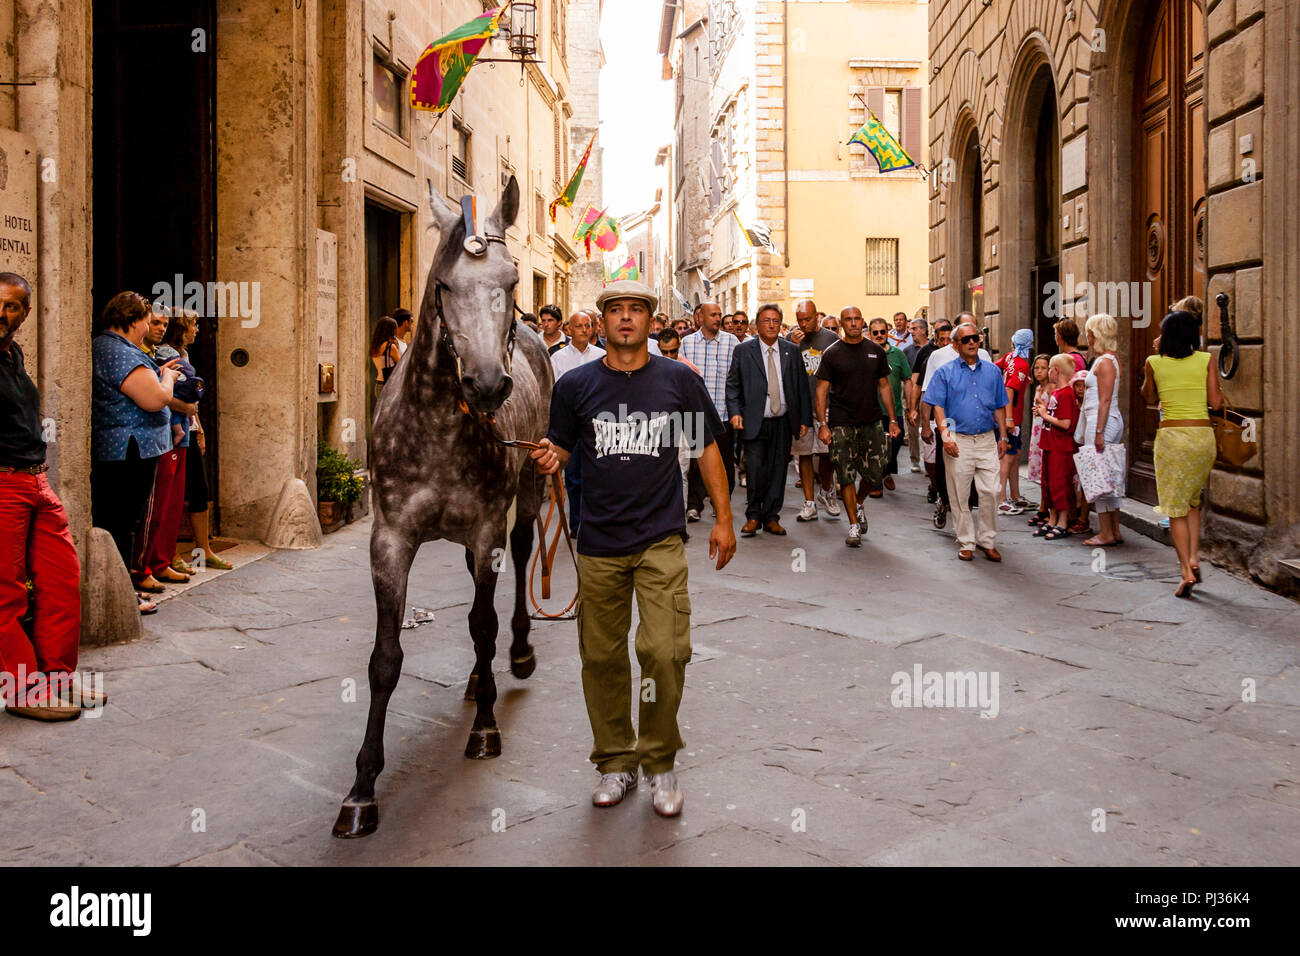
[427,179,460,235]
[488,174,520,232]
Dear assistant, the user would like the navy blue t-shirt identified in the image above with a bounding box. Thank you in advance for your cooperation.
[547,355,724,557]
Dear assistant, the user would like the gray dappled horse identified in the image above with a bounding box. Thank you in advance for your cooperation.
[333,176,552,838]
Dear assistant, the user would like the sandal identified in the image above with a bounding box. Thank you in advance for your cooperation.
[1083,537,1122,547]
[133,576,165,594]
[1043,527,1073,540]
[1033,524,1057,538]
[204,554,233,571]
[155,569,190,583]
[137,594,158,615]
[1067,521,1091,535]
[170,558,197,576]
[1028,511,1049,527]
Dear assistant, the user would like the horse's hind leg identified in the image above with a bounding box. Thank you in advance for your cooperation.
[465,536,503,759]
[508,514,536,679]
[333,526,416,838]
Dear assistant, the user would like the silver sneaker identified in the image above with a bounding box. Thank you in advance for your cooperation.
[817,488,841,517]
[647,771,684,817]
[796,499,818,522]
[846,523,862,547]
[592,771,639,807]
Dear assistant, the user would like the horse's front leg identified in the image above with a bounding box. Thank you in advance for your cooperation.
[465,525,504,759]
[334,523,417,837]
[508,503,536,679]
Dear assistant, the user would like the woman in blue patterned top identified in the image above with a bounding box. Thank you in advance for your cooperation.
[90,292,182,613]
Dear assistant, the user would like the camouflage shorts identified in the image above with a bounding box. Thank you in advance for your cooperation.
[829,422,888,489]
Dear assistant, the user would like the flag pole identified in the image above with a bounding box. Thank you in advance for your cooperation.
[853,91,929,180]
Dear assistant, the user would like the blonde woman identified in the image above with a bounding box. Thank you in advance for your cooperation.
[1080,314,1125,546]
[1140,310,1224,597]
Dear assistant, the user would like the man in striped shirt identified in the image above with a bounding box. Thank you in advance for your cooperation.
[680,301,739,521]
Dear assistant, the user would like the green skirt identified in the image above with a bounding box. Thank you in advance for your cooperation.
[1153,426,1215,519]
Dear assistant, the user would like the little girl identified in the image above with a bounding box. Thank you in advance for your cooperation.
[1025,354,1052,527]
[1034,354,1081,540]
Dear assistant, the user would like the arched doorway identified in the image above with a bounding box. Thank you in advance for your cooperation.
[1000,43,1059,357]
[1129,0,1206,502]
[945,113,984,322]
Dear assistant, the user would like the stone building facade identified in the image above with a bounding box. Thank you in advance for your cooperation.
[927,0,1299,588]
[661,0,930,322]
[567,0,605,314]
[659,0,713,312]
[3,0,585,639]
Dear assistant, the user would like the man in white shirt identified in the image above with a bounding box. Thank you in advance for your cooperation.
[550,311,605,381]
[538,304,568,356]
[393,309,413,356]
[549,310,605,535]
[680,301,740,520]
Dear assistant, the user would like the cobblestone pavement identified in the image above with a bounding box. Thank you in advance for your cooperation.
[2,467,1297,866]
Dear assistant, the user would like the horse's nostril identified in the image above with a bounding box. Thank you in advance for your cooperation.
[460,376,479,397]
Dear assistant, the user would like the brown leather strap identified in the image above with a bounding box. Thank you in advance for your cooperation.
[1159,419,1211,428]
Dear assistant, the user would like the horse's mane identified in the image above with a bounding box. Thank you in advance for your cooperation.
[431,216,468,279]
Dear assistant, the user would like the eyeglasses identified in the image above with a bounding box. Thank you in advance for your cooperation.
[957,334,981,345]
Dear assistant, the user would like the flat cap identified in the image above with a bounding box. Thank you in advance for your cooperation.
[595,279,657,314]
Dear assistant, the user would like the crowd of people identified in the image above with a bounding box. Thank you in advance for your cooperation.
[537,287,1221,582]
[1,275,233,722]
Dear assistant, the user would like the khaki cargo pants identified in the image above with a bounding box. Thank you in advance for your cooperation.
[575,533,692,775]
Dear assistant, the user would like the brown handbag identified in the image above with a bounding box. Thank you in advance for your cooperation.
[1212,398,1258,467]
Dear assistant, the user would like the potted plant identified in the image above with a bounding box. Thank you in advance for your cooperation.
[317,442,363,533]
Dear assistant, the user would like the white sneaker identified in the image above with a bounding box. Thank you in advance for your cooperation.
[796,500,818,522]
[686,509,701,523]
[817,488,841,517]
[648,771,684,817]
[910,462,922,473]
[846,523,862,547]
[592,771,639,807]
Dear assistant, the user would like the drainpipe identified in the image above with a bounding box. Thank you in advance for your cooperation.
[782,0,790,268]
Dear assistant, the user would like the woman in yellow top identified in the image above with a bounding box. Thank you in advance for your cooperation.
[1139,310,1224,597]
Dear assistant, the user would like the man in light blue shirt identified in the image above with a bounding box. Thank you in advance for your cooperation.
[680,301,739,520]
[923,321,1010,562]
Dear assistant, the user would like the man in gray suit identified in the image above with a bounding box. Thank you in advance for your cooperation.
[725,303,813,537]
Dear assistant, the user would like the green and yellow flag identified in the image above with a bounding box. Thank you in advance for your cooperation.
[411,7,504,114]
[550,133,596,223]
[848,115,915,173]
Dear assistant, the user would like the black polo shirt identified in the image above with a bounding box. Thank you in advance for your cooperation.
[0,342,45,467]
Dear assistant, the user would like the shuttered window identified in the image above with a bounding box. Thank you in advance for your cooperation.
[865,238,899,296]
[902,86,922,162]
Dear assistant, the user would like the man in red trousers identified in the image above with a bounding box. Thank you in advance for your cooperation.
[0,272,102,721]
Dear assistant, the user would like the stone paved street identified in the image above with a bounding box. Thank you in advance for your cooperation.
[2,468,1298,866]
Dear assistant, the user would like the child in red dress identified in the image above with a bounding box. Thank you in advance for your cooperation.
[1033,355,1082,540]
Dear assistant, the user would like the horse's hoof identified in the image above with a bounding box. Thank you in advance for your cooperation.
[332,802,379,839]
[465,728,502,759]
[464,673,479,701]
[510,650,536,680]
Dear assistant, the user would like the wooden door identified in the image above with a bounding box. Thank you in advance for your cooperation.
[1130,0,1206,502]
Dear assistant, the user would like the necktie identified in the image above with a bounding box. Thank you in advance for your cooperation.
[767,346,781,414]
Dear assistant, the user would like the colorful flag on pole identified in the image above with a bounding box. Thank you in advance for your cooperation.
[732,208,778,254]
[606,256,640,283]
[573,205,621,260]
[411,7,504,114]
[847,115,916,173]
[550,133,596,223]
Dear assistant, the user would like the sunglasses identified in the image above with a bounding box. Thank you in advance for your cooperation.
[661,347,679,356]
[869,330,888,337]
[958,333,981,344]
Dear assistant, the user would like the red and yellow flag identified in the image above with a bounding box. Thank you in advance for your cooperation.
[550,133,596,223]
[606,256,640,283]
[411,8,504,114]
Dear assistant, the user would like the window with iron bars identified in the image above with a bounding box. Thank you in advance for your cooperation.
[864,238,899,296]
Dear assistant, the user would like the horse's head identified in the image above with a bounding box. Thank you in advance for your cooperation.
[424,175,521,414]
